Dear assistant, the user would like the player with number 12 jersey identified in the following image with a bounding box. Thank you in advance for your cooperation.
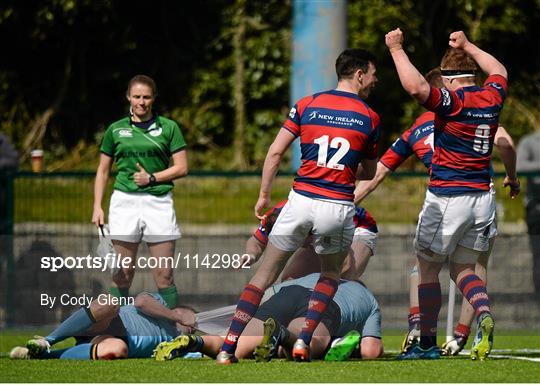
[217,49,380,364]
[284,91,380,202]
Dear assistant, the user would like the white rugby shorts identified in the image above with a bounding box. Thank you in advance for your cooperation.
[269,190,355,255]
[414,189,495,263]
[353,227,378,255]
[108,190,181,243]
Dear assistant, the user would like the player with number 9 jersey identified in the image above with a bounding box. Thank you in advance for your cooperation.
[424,74,507,194]
[385,29,510,360]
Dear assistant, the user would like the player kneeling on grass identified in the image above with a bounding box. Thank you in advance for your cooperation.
[10,292,195,360]
[153,273,383,362]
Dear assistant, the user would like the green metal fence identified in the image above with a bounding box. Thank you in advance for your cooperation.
[8,170,534,226]
[1,171,539,329]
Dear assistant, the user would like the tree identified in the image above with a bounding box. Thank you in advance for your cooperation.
[348,0,540,156]
[169,0,291,169]
[0,0,537,170]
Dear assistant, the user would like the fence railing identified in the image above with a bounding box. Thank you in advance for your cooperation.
[1,170,539,329]
[5,170,538,226]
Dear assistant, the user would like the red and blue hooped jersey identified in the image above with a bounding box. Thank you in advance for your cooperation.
[253,200,288,245]
[352,206,378,234]
[253,200,377,245]
[283,90,380,201]
[423,75,507,195]
[380,111,435,171]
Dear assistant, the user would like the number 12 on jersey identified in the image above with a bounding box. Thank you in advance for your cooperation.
[314,135,350,170]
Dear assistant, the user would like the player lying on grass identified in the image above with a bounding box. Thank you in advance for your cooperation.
[243,200,378,281]
[153,273,383,362]
[10,292,196,360]
[151,208,379,362]
[354,67,519,357]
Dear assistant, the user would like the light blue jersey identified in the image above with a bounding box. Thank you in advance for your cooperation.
[271,273,381,338]
[119,293,180,358]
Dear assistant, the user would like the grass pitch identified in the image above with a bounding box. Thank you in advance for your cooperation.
[1,331,539,382]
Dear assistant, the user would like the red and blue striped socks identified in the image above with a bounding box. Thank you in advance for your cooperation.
[454,322,471,340]
[457,274,491,317]
[298,275,339,346]
[221,284,264,355]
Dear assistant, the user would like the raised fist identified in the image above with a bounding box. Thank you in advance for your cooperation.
[449,31,469,49]
[385,28,404,51]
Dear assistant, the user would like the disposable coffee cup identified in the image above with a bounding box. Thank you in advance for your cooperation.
[31,149,44,173]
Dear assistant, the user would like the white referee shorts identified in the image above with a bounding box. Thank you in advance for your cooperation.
[414,189,495,264]
[269,190,356,255]
[108,190,181,243]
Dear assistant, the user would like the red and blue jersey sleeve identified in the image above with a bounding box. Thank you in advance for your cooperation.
[282,96,314,138]
[482,74,508,103]
[379,132,413,171]
[353,207,378,233]
[423,87,463,117]
[253,200,288,245]
[379,111,435,171]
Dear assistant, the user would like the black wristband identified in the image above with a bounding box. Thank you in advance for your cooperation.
[148,174,156,186]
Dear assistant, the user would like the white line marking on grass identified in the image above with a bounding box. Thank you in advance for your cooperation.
[387,349,540,362]
[460,350,540,363]
[487,349,540,353]
[489,354,540,362]
[387,349,540,354]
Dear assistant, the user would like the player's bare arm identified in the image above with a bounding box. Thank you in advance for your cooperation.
[494,125,520,198]
[449,31,507,79]
[134,293,195,326]
[255,128,296,219]
[92,153,113,226]
[385,28,430,104]
[354,162,392,205]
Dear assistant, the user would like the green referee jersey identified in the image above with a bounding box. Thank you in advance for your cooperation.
[100,115,186,196]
